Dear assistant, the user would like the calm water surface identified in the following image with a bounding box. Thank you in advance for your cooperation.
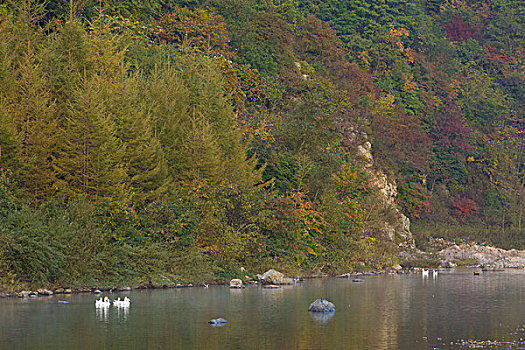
[2,269,525,349]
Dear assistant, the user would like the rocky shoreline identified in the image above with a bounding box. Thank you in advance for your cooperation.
[3,243,525,299]
[437,243,525,269]
[0,267,419,299]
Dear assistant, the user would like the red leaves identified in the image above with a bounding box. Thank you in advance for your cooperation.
[440,15,478,42]
[431,102,471,154]
[451,195,478,218]
[483,44,518,72]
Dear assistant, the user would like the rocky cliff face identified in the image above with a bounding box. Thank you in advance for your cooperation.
[355,138,414,247]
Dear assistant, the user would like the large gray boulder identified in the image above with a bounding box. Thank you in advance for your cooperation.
[308,298,336,313]
[229,279,244,288]
[259,269,294,285]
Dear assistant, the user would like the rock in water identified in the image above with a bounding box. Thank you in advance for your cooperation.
[308,298,336,313]
[229,279,244,288]
[263,284,281,289]
[208,318,229,325]
[260,269,294,285]
[37,289,53,296]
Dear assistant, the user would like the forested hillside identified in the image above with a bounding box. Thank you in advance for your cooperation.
[0,0,522,289]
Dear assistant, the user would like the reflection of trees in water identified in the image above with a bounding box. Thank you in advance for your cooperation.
[6,274,525,349]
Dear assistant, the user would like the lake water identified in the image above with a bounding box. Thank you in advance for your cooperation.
[2,269,525,349]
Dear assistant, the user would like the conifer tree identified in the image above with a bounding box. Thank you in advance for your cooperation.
[3,0,57,199]
[115,73,169,204]
[55,73,126,201]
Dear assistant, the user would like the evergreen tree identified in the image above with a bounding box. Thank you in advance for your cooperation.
[3,0,58,199]
[55,73,126,201]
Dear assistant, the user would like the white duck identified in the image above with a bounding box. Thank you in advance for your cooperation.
[95,296,111,308]
[433,269,438,278]
[422,269,429,278]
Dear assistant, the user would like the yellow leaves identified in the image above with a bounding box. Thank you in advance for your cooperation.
[388,23,409,38]
[467,156,475,162]
[372,93,396,117]
[307,248,317,256]
[251,120,275,143]
[402,73,418,92]
[420,174,427,185]
[440,0,468,11]
[358,50,371,67]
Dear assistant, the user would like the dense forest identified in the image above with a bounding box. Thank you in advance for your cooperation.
[0,0,522,289]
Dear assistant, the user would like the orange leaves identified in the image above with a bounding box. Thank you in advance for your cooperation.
[385,24,415,64]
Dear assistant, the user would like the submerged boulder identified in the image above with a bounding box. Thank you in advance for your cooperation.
[208,318,229,326]
[308,298,336,313]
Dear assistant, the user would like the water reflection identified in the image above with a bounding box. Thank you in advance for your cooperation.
[2,270,525,349]
[95,306,109,322]
[115,305,129,321]
[309,311,335,324]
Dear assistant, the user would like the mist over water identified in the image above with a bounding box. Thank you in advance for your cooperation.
[2,269,525,349]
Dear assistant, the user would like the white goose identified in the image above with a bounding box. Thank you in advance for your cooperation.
[433,269,438,278]
[422,269,429,278]
[95,296,111,308]
[114,296,130,307]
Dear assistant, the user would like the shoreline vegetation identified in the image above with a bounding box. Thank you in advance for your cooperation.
[4,238,524,298]
[0,1,522,294]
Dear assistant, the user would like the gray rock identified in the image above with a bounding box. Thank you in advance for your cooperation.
[118,286,132,291]
[263,284,281,289]
[63,289,72,294]
[308,298,336,313]
[392,264,403,271]
[438,244,525,269]
[37,288,53,296]
[229,279,243,289]
[260,269,294,285]
[17,291,31,298]
[54,288,64,294]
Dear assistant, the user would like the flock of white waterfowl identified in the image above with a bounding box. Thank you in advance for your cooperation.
[95,296,130,308]
[421,269,439,278]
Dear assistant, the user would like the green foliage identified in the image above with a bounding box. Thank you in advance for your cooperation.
[0,0,522,289]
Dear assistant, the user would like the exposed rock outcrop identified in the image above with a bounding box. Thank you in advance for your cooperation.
[355,136,414,247]
[438,244,525,268]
